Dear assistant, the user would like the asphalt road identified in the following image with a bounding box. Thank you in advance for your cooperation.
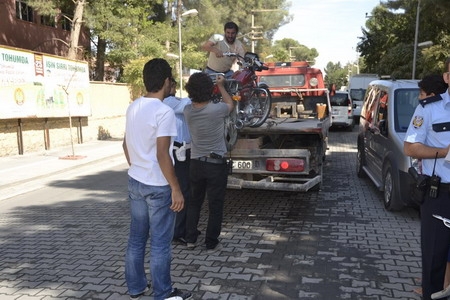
[0,127,422,300]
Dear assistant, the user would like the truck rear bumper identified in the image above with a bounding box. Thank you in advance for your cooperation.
[227,174,321,192]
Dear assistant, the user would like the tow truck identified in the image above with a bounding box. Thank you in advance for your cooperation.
[227,61,331,192]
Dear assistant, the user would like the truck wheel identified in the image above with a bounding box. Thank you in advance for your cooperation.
[356,146,365,178]
[383,164,403,211]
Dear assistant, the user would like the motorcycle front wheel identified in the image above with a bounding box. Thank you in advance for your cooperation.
[248,87,272,128]
[224,107,238,151]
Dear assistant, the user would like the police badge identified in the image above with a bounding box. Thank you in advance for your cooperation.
[412,115,424,128]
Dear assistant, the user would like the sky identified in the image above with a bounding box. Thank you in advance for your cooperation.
[273,0,382,72]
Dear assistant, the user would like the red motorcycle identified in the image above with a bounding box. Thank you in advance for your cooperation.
[210,52,272,149]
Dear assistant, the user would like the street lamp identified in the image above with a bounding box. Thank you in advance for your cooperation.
[177,7,198,97]
[412,0,420,79]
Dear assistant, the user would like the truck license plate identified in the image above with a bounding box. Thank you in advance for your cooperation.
[232,160,253,169]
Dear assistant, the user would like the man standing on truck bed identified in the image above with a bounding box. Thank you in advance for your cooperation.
[202,21,245,78]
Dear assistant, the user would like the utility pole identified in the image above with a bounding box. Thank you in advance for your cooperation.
[250,9,281,53]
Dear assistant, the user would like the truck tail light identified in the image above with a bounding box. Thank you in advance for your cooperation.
[266,158,305,172]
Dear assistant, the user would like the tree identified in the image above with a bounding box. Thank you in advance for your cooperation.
[357,0,450,78]
[26,0,87,60]
[324,62,348,89]
[27,0,293,84]
[270,38,318,63]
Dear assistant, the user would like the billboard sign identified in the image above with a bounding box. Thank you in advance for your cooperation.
[0,46,90,119]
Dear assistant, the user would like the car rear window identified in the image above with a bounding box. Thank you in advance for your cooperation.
[330,93,349,106]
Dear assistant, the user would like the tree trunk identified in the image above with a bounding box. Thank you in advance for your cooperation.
[67,0,85,60]
[94,38,107,81]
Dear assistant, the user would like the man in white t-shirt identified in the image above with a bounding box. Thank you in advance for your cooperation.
[202,21,245,78]
[122,58,192,300]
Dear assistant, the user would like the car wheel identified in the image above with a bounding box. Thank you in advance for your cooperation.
[356,146,365,178]
[383,164,402,211]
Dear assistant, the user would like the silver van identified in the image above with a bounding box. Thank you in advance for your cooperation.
[356,79,420,211]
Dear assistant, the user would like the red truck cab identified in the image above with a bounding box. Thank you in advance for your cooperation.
[256,61,328,119]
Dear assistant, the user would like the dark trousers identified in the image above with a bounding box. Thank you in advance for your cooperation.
[421,185,450,300]
[185,159,228,248]
[173,150,190,239]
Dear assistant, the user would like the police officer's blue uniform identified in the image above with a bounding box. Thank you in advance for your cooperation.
[405,91,450,300]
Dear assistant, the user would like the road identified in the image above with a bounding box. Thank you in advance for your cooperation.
[0,128,422,300]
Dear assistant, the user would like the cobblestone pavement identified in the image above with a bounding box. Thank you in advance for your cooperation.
[0,128,422,300]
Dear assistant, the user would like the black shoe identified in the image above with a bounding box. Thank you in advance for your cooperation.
[129,283,151,299]
[172,237,187,245]
[206,242,222,252]
[165,288,192,300]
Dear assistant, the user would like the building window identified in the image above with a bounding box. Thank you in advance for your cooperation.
[16,0,34,22]
[60,15,71,31]
[41,15,56,27]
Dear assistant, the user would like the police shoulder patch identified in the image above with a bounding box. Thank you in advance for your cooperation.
[412,115,424,128]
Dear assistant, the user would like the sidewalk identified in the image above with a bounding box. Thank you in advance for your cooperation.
[0,139,125,200]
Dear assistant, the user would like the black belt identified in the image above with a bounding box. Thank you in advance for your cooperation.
[206,66,230,74]
[193,156,227,164]
[440,182,450,189]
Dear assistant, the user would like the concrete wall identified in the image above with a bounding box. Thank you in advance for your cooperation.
[0,82,132,156]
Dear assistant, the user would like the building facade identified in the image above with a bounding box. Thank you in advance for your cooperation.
[0,0,90,58]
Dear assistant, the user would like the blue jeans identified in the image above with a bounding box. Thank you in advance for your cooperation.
[204,67,234,79]
[125,176,175,300]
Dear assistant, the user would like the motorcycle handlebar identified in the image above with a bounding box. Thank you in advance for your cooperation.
[223,52,239,57]
[223,52,269,70]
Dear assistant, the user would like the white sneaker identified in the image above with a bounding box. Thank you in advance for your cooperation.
[432,285,450,299]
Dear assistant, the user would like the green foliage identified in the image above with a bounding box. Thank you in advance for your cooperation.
[324,62,348,89]
[122,57,149,99]
[357,0,450,78]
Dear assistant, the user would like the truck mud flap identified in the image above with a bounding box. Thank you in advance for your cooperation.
[227,175,321,192]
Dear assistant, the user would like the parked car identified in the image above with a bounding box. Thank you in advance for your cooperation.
[330,91,354,130]
[356,79,420,211]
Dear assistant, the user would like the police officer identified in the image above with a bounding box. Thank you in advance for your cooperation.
[404,66,450,300]
[163,79,192,243]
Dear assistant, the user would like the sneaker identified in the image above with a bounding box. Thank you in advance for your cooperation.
[130,283,151,299]
[432,285,450,299]
[165,288,192,300]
